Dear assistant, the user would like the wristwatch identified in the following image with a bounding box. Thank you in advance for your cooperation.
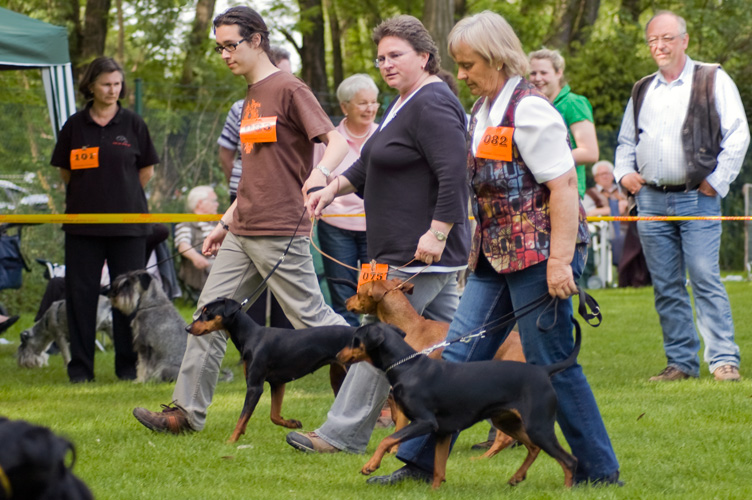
[315,164,331,179]
[429,228,447,241]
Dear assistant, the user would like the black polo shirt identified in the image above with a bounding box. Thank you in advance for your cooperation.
[51,102,159,236]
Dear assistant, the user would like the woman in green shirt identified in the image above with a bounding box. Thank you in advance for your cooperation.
[529,48,598,198]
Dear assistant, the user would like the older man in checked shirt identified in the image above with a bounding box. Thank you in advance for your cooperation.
[614,10,749,382]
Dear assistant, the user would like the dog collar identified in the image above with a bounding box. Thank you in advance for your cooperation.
[384,341,450,373]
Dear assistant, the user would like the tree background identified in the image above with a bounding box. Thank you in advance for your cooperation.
[1,0,751,306]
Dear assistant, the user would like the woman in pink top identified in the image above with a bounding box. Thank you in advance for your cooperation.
[314,74,379,326]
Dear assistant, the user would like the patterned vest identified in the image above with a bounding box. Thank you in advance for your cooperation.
[467,79,589,273]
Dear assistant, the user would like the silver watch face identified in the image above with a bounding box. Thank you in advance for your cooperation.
[432,229,446,241]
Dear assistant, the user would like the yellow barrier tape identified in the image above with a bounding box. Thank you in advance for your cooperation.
[0,213,222,224]
[2,213,752,224]
[587,215,752,222]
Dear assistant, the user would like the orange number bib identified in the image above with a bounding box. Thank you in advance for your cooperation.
[240,116,278,145]
[476,126,514,162]
[70,147,100,170]
[357,262,389,291]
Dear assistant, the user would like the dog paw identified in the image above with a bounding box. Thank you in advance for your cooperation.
[361,461,380,475]
[507,473,526,486]
[281,419,302,429]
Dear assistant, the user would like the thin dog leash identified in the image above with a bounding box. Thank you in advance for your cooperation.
[145,241,204,271]
[384,285,601,373]
[230,187,326,314]
[308,218,432,287]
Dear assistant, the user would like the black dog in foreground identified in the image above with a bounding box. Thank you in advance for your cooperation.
[337,321,582,490]
[187,297,357,443]
[0,417,92,500]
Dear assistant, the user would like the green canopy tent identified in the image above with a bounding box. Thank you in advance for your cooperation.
[0,6,76,140]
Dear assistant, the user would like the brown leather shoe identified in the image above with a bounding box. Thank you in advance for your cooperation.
[713,365,741,381]
[286,431,340,453]
[649,366,690,381]
[133,402,192,434]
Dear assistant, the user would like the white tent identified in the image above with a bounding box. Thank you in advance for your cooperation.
[0,6,76,140]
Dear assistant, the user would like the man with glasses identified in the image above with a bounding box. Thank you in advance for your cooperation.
[614,10,749,382]
[216,44,295,331]
[132,6,351,434]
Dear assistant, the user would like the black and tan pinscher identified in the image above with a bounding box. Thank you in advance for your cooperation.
[337,321,582,490]
[187,297,357,444]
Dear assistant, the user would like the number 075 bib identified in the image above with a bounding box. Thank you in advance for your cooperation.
[476,126,514,162]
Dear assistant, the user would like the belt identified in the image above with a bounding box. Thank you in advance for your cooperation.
[644,183,694,193]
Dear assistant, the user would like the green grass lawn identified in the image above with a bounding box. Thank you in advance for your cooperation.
[1,283,752,499]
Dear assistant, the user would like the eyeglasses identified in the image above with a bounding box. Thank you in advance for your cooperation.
[647,33,685,47]
[214,39,247,54]
[373,50,414,69]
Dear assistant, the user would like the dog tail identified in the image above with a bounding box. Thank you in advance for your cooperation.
[544,317,582,377]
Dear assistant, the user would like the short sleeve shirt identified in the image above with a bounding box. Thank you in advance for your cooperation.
[50,103,159,236]
[217,100,244,196]
[553,84,594,197]
[233,71,334,236]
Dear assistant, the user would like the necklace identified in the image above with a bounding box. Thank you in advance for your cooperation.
[344,118,370,139]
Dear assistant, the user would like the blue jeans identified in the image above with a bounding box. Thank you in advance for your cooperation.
[395,245,620,482]
[317,221,369,327]
[635,187,739,376]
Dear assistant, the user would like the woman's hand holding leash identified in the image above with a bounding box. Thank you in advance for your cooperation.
[303,173,357,219]
[415,233,445,265]
[304,184,336,219]
[415,222,453,265]
[302,169,328,205]
[546,257,577,299]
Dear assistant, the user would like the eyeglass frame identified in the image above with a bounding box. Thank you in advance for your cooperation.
[646,33,685,47]
[373,50,415,69]
[214,38,248,55]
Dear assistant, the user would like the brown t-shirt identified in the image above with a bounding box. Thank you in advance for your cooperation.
[232,71,334,236]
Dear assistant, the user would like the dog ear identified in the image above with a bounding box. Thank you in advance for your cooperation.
[401,282,415,295]
[369,281,388,302]
[138,272,152,290]
[221,297,242,317]
[362,324,388,348]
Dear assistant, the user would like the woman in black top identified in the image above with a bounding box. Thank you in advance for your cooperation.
[290,15,470,454]
[51,57,159,383]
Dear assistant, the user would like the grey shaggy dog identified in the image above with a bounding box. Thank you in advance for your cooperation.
[17,296,113,369]
[109,270,187,383]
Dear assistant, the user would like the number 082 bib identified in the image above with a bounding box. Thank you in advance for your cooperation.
[476,126,514,162]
